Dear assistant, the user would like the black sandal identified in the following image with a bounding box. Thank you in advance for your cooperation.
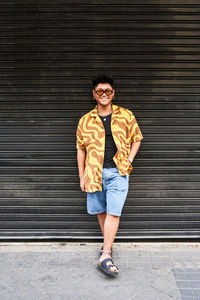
[97,257,118,276]
[97,250,118,277]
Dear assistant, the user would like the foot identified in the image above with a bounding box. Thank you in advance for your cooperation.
[98,251,118,273]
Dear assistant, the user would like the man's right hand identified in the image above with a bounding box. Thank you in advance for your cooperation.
[80,177,85,192]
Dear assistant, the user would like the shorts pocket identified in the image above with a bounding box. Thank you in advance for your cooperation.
[110,173,129,191]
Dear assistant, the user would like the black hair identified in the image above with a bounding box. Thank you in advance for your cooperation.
[92,74,114,89]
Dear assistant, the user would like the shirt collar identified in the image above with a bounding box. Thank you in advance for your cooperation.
[90,103,120,118]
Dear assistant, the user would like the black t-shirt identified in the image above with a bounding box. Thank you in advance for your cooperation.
[99,113,117,168]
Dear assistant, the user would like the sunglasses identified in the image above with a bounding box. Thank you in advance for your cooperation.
[95,89,113,96]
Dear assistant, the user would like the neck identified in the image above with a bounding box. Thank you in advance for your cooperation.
[97,103,112,115]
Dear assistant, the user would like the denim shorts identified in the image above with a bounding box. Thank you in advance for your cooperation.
[87,167,129,217]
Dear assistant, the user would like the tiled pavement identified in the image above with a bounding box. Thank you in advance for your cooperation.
[0,242,200,299]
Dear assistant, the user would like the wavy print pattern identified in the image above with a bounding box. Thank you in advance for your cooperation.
[76,104,143,192]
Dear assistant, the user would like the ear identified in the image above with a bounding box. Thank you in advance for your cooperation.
[112,89,115,97]
[92,89,96,98]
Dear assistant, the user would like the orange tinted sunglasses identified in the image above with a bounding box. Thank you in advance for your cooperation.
[95,89,113,96]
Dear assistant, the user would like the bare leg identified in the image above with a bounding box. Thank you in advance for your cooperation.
[103,214,119,253]
[97,211,106,236]
[98,213,120,273]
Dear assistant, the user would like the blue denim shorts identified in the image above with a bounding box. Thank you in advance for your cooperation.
[87,167,129,217]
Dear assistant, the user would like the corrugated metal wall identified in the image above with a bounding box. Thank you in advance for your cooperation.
[0,0,199,239]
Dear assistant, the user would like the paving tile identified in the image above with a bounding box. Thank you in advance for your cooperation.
[193,289,200,297]
[119,276,145,294]
[185,272,200,280]
[150,275,177,294]
[176,280,191,288]
[138,250,149,256]
[130,288,174,300]
[166,286,182,299]
[179,288,196,297]
[107,285,137,300]
[173,268,185,273]
[161,256,176,268]
[189,281,200,288]
[0,290,15,300]
[0,281,11,295]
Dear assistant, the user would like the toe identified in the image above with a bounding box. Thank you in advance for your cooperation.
[110,266,118,272]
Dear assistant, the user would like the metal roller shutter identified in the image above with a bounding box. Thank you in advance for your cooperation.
[0,0,199,239]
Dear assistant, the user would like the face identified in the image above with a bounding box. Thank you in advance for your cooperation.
[92,83,115,106]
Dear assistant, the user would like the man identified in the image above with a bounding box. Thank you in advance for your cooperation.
[76,75,143,276]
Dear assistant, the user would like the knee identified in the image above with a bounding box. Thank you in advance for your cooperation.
[107,213,120,219]
[97,211,106,216]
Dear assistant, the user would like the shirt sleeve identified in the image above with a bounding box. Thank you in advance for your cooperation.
[76,118,86,150]
[129,113,144,143]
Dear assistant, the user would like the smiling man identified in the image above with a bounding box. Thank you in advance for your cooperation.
[76,74,143,276]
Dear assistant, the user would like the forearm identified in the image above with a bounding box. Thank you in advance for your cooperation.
[77,149,86,179]
[128,141,141,161]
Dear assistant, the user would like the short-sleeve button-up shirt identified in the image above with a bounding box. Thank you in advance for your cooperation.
[76,103,143,192]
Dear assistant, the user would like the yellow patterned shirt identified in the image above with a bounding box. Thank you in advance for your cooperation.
[76,103,143,192]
